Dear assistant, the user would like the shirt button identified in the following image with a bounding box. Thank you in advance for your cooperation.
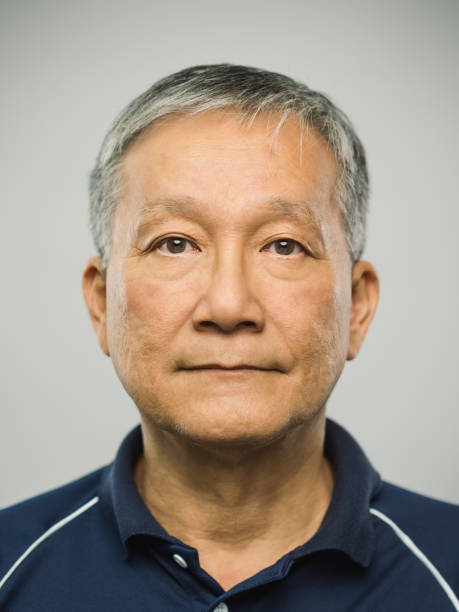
[172,553,188,568]
[213,604,229,612]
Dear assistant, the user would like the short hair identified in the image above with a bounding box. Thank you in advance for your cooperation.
[89,64,369,267]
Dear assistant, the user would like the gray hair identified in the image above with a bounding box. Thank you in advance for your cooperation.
[89,64,369,267]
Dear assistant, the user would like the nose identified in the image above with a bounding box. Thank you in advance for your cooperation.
[191,249,265,334]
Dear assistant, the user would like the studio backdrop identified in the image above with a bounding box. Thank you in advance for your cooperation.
[1,0,458,507]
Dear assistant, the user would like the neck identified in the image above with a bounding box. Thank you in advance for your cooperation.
[134,411,334,590]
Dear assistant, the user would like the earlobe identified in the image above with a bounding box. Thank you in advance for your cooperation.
[82,256,110,356]
[347,261,379,361]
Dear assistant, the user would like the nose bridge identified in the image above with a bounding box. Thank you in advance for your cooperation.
[213,244,249,301]
[193,239,264,332]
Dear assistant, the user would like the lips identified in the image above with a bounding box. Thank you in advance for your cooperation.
[184,363,279,371]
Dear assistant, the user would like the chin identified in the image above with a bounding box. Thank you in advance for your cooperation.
[177,423,287,448]
[146,397,318,449]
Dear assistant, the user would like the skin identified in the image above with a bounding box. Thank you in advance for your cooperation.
[83,109,379,590]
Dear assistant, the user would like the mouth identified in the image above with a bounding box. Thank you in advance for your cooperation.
[183,364,280,372]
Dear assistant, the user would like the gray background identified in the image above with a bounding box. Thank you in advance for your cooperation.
[1,0,458,508]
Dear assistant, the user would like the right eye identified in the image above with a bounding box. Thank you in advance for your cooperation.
[152,236,198,255]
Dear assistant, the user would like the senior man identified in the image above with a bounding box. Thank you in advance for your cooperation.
[1,64,458,611]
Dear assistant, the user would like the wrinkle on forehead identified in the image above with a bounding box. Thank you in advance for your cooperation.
[123,109,336,181]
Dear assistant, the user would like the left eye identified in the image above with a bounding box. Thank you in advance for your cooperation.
[263,239,305,256]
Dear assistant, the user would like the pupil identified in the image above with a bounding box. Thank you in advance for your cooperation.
[276,240,294,255]
[168,238,185,253]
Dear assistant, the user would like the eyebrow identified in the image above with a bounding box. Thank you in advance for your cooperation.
[133,196,321,231]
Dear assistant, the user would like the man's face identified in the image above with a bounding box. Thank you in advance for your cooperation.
[88,110,369,444]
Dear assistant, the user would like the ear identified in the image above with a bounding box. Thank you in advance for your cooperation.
[82,256,110,356]
[347,260,379,361]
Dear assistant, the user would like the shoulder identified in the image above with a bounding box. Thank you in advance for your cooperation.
[372,480,459,539]
[371,481,459,592]
[0,467,105,579]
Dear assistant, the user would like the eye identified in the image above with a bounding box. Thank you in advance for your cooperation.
[153,236,198,255]
[263,239,306,256]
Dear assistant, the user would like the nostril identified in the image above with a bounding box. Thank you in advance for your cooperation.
[196,319,258,333]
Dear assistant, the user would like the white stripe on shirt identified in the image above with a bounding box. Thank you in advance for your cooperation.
[0,495,100,590]
[370,507,459,611]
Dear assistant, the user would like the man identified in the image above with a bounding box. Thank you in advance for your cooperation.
[0,64,458,611]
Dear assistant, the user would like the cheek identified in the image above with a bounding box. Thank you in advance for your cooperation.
[106,269,194,365]
[269,270,351,364]
[310,278,351,368]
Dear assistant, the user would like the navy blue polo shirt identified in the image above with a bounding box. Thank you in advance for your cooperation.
[1,419,458,611]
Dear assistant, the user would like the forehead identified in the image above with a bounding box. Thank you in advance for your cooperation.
[117,110,342,233]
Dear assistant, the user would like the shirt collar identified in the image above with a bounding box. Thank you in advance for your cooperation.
[290,418,382,567]
[99,418,381,566]
[99,425,174,558]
